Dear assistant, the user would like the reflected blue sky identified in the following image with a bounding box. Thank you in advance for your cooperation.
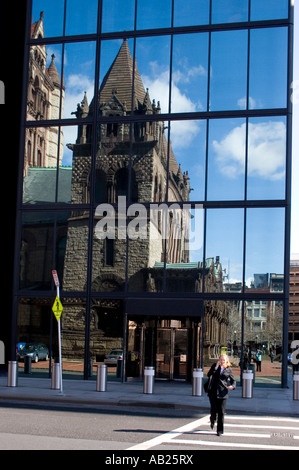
[30,0,294,278]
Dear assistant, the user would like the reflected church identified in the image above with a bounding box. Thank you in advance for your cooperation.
[19,9,286,383]
[21,15,229,380]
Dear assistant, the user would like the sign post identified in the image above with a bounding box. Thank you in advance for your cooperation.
[52,270,63,394]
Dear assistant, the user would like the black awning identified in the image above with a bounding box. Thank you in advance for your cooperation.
[126,298,203,317]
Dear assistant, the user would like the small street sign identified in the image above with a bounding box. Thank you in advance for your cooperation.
[52,270,60,287]
[52,296,63,322]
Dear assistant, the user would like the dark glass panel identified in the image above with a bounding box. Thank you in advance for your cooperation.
[20,212,55,290]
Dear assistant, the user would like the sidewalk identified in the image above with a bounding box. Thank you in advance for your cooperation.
[0,371,298,417]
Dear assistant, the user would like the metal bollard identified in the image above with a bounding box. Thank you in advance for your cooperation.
[293,372,299,400]
[51,362,60,390]
[8,361,18,387]
[192,368,203,396]
[242,370,253,398]
[143,366,155,394]
[88,358,93,377]
[24,355,32,374]
[96,364,107,392]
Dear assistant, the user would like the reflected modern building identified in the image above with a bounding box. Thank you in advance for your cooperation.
[12,0,293,386]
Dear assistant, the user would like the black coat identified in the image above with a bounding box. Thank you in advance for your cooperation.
[207,363,236,399]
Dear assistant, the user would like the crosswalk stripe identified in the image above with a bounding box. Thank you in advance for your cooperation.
[226,416,299,423]
[195,430,270,438]
[127,416,210,450]
[127,414,299,451]
[170,438,299,451]
[225,423,299,430]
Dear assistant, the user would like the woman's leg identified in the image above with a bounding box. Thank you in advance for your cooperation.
[209,395,217,429]
[216,399,227,435]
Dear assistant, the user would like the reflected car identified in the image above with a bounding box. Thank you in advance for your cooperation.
[17,343,49,363]
[104,349,123,366]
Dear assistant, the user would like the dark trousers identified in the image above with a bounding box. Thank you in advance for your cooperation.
[209,396,227,433]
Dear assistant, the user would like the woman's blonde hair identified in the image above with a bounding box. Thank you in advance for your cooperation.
[220,353,231,368]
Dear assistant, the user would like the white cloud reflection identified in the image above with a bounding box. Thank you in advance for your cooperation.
[212,120,286,181]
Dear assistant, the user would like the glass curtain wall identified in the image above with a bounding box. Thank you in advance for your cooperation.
[13,0,292,385]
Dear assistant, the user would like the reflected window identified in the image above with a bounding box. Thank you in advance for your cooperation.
[20,212,55,290]
[173,0,210,27]
[170,120,206,202]
[62,42,96,119]
[102,0,135,33]
[172,34,209,113]
[61,211,89,292]
[65,0,98,36]
[250,0,289,21]
[205,209,244,292]
[244,300,283,385]
[31,2,64,38]
[136,0,172,30]
[135,36,171,114]
[212,0,248,24]
[245,208,285,292]
[210,30,248,111]
[164,206,204,294]
[207,119,246,200]
[115,168,138,202]
[249,27,288,110]
[247,117,286,200]
[27,28,63,122]
[95,170,108,204]
[23,127,62,204]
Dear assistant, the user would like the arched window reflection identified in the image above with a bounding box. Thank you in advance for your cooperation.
[95,170,108,204]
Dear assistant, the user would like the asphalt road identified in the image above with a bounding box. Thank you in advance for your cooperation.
[0,403,298,452]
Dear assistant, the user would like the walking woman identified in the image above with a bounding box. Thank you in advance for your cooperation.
[206,354,236,436]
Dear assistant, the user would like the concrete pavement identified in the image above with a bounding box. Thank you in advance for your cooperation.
[0,370,298,417]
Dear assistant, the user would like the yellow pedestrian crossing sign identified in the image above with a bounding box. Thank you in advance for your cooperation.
[52,296,63,322]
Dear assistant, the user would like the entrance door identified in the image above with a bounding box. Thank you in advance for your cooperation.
[156,328,188,380]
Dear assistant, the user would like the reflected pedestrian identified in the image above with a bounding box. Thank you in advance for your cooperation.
[256,350,262,372]
[270,351,274,363]
[206,354,236,436]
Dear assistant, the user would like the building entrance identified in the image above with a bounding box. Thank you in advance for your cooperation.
[126,317,201,382]
[156,327,188,380]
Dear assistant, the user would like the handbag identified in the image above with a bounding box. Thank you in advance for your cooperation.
[204,375,212,393]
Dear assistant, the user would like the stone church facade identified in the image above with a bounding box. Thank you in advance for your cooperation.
[60,40,228,369]
[20,17,229,377]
